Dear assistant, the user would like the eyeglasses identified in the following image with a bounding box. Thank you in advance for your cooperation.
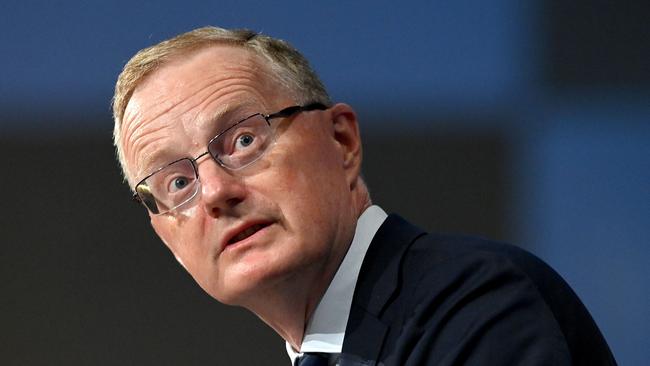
[132,103,328,215]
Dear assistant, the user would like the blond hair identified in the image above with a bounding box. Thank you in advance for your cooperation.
[112,26,331,184]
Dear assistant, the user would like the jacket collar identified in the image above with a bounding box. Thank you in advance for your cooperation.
[341,214,425,365]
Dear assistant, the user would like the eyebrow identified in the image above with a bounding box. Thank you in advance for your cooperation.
[137,143,180,181]
[136,99,263,180]
[203,100,260,136]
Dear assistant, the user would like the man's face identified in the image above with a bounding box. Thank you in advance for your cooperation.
[120,45,361,306]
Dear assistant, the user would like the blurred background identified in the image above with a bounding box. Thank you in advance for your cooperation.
[1,1,648,365]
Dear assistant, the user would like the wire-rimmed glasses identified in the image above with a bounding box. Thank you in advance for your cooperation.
[132,102,328,214]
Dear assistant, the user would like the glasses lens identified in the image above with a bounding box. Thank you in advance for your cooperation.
[135,184,161,214]
[136,158,199,214]
[208,114,274,169]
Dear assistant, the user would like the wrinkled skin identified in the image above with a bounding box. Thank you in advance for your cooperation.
[120,45,367,345]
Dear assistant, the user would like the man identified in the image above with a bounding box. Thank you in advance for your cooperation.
[112,26,616,365]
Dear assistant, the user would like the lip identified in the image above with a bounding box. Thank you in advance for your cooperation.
[220,219,274,253]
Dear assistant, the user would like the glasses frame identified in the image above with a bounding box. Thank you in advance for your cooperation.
[132,102,328,214]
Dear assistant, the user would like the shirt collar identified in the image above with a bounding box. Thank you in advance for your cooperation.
[286,205,388,364]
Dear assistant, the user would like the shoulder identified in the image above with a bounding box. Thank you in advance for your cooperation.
[403,230,591,336]
[376,215,584,314]
[371,215,616,365]
[374,215,568,299]
[405,230,563,297]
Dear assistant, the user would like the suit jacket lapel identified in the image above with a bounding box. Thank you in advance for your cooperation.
[341,215,425,365]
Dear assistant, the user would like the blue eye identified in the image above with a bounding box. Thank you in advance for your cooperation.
[236,134,255,148]
[175,177,188,188]
[169,176,190,192]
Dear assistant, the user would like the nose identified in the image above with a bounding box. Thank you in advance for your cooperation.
[196,158,247,218]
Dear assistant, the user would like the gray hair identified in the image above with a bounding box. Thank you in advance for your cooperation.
[112,26,331,184]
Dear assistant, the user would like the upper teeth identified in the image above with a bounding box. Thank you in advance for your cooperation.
[230,224,264,243]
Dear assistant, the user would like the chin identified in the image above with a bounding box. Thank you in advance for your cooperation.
[206,263,286,306]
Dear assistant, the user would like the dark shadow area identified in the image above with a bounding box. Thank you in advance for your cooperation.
[544,0,650,88]
[1,137,285,365]
[363,130,509,240]
[1,121,508,365]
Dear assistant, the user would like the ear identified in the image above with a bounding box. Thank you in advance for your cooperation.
[329,103,363,190]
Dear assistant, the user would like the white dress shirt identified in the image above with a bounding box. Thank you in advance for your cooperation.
[286,205,388,365]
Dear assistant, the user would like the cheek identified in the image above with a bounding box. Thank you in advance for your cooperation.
[151,214,208,273]
[273,132,344,190]
[266,145,347,234]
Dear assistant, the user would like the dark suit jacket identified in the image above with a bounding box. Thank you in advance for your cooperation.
[340,215,616,366]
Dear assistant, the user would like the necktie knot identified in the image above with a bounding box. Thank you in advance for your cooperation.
[296,352,330,366]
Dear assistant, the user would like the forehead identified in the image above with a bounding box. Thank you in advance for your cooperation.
[121,45,286,182]
[127,45,275,122]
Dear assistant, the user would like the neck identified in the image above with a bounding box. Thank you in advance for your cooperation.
[242,232,351,350]
[247,278,326,349]
[246,181,372,350]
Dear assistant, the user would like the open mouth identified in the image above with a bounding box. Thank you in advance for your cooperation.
[228,223,270,245]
